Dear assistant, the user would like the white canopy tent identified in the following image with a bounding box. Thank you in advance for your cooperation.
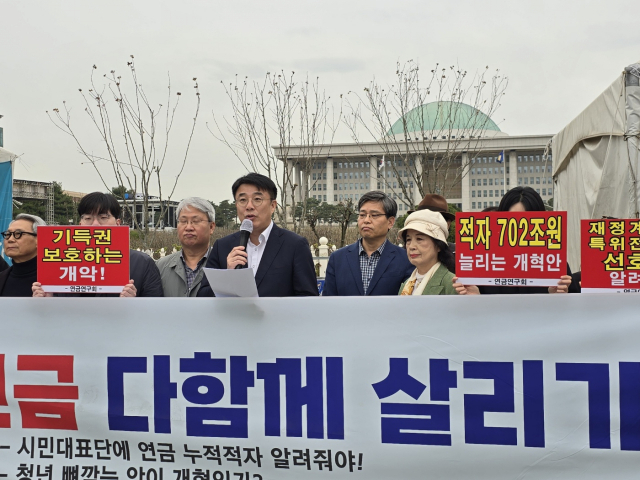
[553,62,640,271]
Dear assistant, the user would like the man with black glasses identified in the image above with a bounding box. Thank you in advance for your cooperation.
[0,214,46,297]
[32,192,163,297]
[323,191,413,296]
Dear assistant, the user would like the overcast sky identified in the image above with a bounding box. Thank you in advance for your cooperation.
[1,0,637,203]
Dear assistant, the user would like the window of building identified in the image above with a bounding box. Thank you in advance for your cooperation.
[312,184,317,191]
[334,172,338,179]
[489,190,493,197]
[483,168,487,175]
[489,179,493,186]
[488,167,493,175]
[518,156,522,162]
[518,167,522,174]
[483,178,487,186]
[339,162,343,168]
[312,173,316,180]
[495,190,499,197]
[472,202,476,209]
[333,162,337,169]
[483,157,487,163]
[323,173,327,180]
[530,177,534,184]
[472,179,476,186]
[524,178,528,185]
[323,184,326,190]
[536,189,540,194]
[519,178,523,185]
[339,194,343,201]
[536,155,540,162]
[471,168,475,175]
[542,188,546,196]
[536,166,540,173]
[536,177,540,184]
[501,190,504,195]
[484,202,488,208]
[334,194,337,201]
[547,165,552,172]
[409,181,414,188]
[334,183,337,190]
[483,190,487,197]
[472,190,476,197]
[349,183,353,190]
[507,178,510,185]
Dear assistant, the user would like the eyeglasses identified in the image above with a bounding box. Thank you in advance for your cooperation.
[80,214,114,224]
[177,218,209,226]
[1,230,37,240]
[358,213,386,220]
[236,196,267,207]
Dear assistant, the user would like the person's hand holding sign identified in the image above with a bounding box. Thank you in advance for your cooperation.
[120,279,137,297]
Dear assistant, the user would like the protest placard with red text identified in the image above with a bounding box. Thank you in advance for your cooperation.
[581,218,640,293]
[37,226,130,293]
[455,211,567,286]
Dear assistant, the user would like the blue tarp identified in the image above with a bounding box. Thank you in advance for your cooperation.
[0,161,12,263]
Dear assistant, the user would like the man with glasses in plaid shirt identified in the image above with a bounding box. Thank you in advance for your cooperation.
[323,191,413,296]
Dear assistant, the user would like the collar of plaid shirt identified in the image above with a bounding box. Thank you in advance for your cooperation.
[358,238,387,295]
[180,250,209,291]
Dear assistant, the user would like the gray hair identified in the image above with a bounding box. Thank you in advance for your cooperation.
[13,214,47,233]
[357,191,398,218]
[176,197,215,222]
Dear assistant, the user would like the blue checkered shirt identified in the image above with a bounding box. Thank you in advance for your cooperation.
[358,239,387,295]
[180,250,209,292]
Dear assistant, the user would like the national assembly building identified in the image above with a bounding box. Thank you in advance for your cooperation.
[274,101,554,214]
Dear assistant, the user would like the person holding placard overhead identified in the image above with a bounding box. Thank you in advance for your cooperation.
[397,209,460,296]
[452,186,571,295]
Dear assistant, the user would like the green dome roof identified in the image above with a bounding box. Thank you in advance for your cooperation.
[388,101,501,136]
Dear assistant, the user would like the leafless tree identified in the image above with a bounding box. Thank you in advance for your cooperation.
[211,71,341,231]
[47,56,200,246]
[344,60,508,208]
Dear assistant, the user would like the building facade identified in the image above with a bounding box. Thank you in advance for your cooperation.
[274,102,553,214]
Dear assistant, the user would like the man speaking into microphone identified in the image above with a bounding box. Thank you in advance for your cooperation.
[198,173,318,297]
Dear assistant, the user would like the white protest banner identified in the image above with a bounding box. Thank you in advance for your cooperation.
[0,294,639,479]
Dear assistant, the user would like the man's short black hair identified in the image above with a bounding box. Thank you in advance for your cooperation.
[231,173,277,200]
[357,191,397,218]
[78,192,122,218]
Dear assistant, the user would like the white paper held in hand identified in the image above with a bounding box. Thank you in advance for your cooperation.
[203,267,259,297]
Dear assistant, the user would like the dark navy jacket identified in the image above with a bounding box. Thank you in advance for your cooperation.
[197,224,318,297]
[322,240,414,296]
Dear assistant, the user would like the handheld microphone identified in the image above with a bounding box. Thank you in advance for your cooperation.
[235,219,254,269]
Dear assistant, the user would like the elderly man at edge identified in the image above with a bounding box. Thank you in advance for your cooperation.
[156,197,215,297]
[0,214,46,297]
[323,191,414,296]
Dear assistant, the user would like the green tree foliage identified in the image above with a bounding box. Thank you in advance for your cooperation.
[212,200,238,229]
[111,185,135,200]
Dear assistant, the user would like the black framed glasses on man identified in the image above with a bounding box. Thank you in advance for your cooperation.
[1,231,37,240]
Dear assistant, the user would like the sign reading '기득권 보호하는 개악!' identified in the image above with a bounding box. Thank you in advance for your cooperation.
[37,226,130,293]
[0,295,640,479]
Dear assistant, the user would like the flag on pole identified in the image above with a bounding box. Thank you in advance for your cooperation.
[378,155,385,170]
[496,151,505,164]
